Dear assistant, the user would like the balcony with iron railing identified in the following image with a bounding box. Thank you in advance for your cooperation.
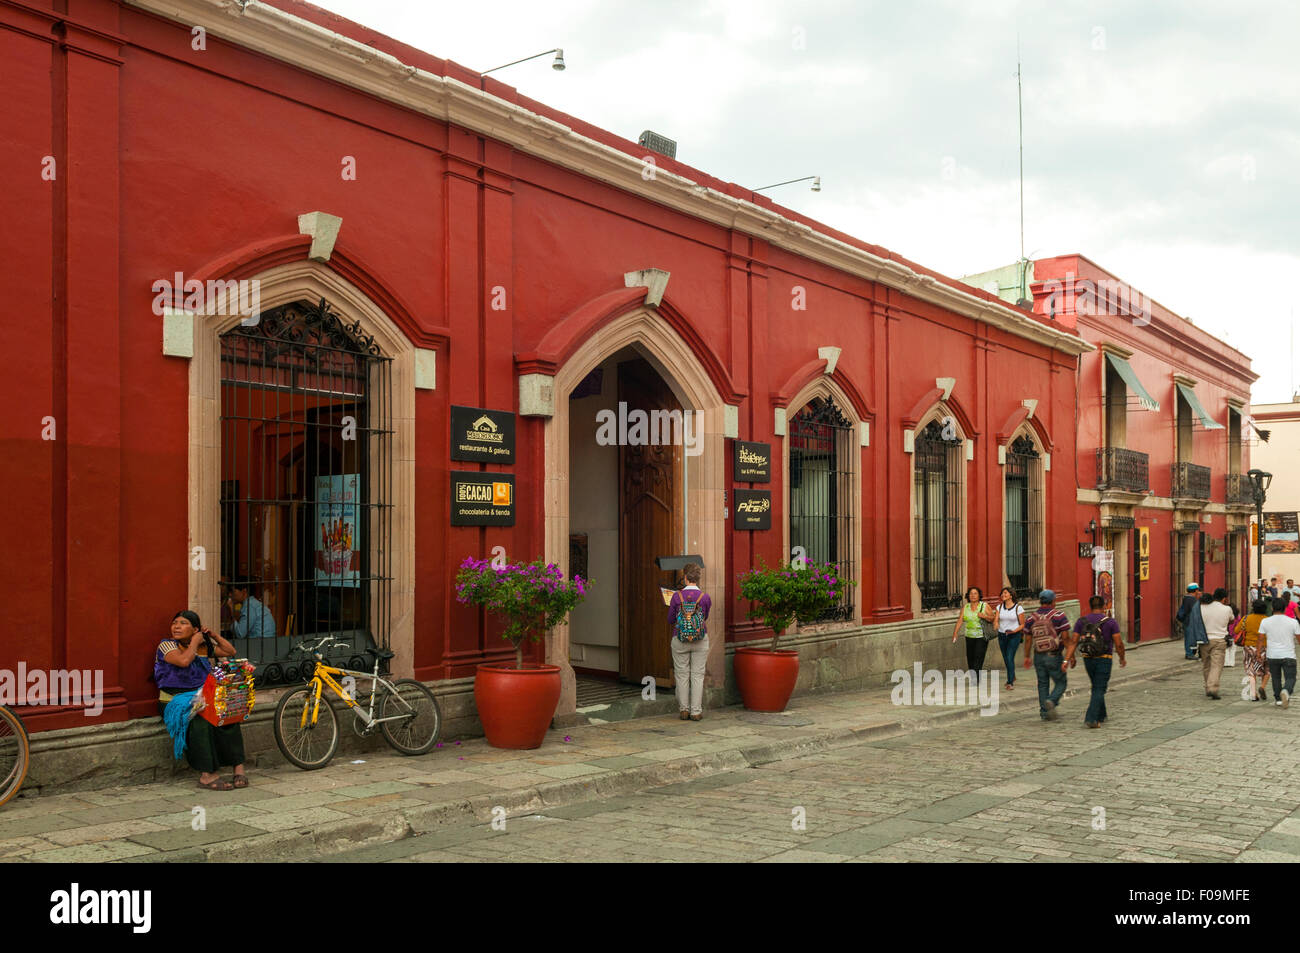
[1096,447,1150,494]
[1171,462,1212,501]
[1225,472,1256,506]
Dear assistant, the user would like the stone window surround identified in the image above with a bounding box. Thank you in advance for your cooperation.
[1000,422,1048,597]
[908,404,970,617]
[180,260,419,676]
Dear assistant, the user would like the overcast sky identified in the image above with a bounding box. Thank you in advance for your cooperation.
[310,0,1299,403]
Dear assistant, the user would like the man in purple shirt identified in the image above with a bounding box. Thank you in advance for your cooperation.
[1067,595,1127,727]
[668,563,712,721]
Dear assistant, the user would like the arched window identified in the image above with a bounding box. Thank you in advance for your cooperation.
[789,396,855,622]
[1005,432,1044,599]
[913,416,965,610]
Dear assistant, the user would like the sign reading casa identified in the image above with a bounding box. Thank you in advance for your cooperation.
[450,405,516,463]
[451,472,516,526]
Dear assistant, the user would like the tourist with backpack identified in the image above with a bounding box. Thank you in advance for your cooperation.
[1023,589,1073,721]
[668,562,712,721]
[1067,596,1126,728]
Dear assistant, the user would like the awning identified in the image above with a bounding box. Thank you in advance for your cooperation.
[1175,382,1224,430]
[1104,352,1160,412]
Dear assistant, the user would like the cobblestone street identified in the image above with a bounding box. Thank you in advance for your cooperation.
[329,663,1300,863]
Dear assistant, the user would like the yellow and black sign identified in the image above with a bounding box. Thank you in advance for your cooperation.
[450,405,516,463]
[450,471,515,526]
[733,440,771,483]
[733,489,772,531]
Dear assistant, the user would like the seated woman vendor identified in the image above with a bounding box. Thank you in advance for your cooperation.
[155,610,248,791]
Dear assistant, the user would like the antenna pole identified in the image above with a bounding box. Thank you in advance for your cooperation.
[1017,36,1026,299]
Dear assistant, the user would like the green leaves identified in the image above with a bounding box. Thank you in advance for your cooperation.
[737,560,853,650]
[455,557,587,668]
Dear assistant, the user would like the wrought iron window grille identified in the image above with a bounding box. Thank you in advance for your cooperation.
[789,397,855,623]
[915,419,964,611]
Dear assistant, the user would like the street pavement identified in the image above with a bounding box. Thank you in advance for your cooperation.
[2,640,1292,863]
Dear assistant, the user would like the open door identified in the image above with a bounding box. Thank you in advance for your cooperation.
[618,358,682,686]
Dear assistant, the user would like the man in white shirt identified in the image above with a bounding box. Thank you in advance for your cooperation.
[1260,593,1300,708]
[1287,579,1300,600]
[1197,587,1235,700]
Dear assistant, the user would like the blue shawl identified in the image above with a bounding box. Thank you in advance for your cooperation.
[162,691,202,760]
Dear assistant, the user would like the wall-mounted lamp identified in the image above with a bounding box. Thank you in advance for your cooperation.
[754,175,821,193]
[483,48,565,76]
[1087,518,1098,545]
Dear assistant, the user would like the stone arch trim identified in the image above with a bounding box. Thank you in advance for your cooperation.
[902,387,978,438]
[517,289,744,404]
[772,359,875,421]
[996,404,1053,451]
[543,307,730,716]
[779,375,865,629]
[187,259,418,676]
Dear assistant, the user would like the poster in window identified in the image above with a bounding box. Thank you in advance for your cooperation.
[316,474,361,588]
[1263,512,1299,554]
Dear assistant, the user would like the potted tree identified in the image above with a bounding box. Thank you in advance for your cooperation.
[455,557,586,749]
[734,560,850,712]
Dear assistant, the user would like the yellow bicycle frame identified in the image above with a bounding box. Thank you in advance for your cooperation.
[297,660,364,728]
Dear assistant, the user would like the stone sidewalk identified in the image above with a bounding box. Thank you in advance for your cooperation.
[0,640,1195,863]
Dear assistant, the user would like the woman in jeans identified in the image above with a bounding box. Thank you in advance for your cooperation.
[951,587,996,677]
[995,587,1026,691]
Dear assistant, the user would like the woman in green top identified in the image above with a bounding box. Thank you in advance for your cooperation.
[951,586,996,677]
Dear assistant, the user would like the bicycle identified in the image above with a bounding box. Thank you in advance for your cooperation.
[273,637,441,770]
[0,705,30,809]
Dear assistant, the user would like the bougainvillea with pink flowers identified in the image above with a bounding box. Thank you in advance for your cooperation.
[455,557,587,669]
[737,560,853,650]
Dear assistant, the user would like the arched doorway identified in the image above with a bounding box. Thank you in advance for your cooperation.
[542,309,728,717]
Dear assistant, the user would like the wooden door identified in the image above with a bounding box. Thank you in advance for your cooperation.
[618,359,682,685]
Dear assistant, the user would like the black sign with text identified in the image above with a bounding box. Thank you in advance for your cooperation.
[733,489,772,530]
[733,440,771,483]
[450,471,516,526]
[450,405,516,463]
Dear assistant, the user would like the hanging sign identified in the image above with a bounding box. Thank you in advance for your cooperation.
[1263,512,1299,554]
[315,474,360,588]
[733,441,771,483]
[1138,526,1150,580]
[450,406,516,463]
[732,489,772,530]
[450,471,516,526]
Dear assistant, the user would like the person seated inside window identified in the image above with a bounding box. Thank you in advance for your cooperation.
[155,610,249,791]
[226,579,277,639]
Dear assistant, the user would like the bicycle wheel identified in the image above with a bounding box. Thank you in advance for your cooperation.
[273,685,339,770]
[378,679,441,755]
[0,706,30,809]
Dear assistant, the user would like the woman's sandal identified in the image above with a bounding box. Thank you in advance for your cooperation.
[231,774,249,789]
[198,777,234,791]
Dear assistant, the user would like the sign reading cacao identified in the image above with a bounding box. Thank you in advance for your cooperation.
[733,489,772,531]
[733,441,771,483]
[450,405,516,463]
[450,471,516,526]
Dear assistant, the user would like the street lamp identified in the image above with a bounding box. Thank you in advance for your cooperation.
[754,175,821,193]
[1247,468,1272,585]
[482,48,565,76]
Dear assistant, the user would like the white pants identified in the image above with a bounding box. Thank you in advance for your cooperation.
[671,636,709,715]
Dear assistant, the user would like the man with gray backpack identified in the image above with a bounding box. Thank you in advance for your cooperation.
[1068,596,1126,728]
[1023,589,1073,721]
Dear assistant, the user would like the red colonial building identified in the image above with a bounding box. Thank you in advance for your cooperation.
[965,255,1257,643]
[5,0,1092,756]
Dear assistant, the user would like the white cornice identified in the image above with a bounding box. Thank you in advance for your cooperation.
[127,0,1094,357]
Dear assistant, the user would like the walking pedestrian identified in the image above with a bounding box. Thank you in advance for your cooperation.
[995,587,1026,692]
[1249,581,1261,605]
[1198,587,1233,700]
[1176,583,1205,660]
[1024,589,1072,721]
[1235,598,1270,701]
[1261,592,1300,709]
[951,586,996,679]
[1067,595,1126,727]
[668,562,712,721]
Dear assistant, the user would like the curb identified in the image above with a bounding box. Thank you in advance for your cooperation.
[119,654,1194,862]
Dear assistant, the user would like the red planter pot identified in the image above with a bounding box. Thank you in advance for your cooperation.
[733,647,800,712]
[474,663,562,750]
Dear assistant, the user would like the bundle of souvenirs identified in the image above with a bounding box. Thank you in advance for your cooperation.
[200,658,257,726]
